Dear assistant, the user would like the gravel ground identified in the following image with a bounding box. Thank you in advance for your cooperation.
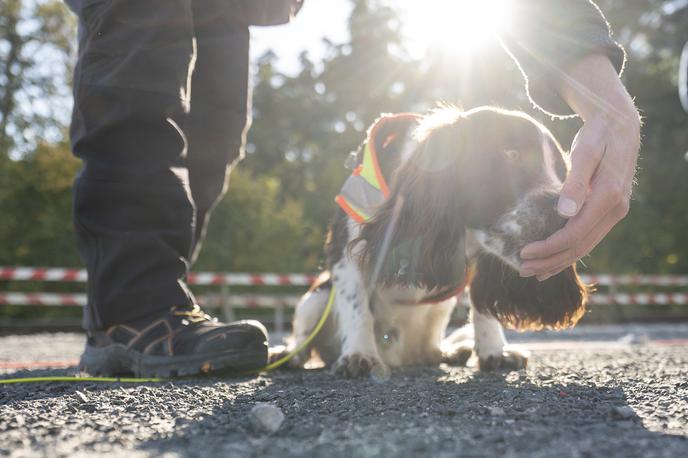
[1,326,688,458]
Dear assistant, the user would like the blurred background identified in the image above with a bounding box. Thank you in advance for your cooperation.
[1,0,687,331]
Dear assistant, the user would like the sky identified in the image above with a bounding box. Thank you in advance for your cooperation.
[249,0,515,74]
[250,0,352,75]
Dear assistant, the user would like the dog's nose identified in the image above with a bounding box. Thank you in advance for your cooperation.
[537,191,568,230]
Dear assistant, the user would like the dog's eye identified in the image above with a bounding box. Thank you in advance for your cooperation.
[504,149,520,161]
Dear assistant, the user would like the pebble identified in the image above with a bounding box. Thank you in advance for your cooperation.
[488,406,506,416]
[609,406,635,420]
[79,403,98,413]
[249,403,285,434]
[370,364,391,384]
[74,390,89,403]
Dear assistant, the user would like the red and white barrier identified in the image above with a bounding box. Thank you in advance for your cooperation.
[186,272,316,286]
[0,293,86,307]
[0,267,316,286]
[1,292,687,308]
[0,267,87,282]
[0,293,302,309]
[1,267,687,309]
[2,267,687,287]
[589,293,688,306]
[580,274,688,287]
[202,294,301,308]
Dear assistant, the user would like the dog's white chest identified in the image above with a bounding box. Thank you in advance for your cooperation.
[371,287,456,367]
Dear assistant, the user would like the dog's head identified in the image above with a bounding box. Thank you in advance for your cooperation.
[354,106,588,330]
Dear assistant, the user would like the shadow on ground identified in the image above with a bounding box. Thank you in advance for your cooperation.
[2,345,687,458]
[140,366,688,458]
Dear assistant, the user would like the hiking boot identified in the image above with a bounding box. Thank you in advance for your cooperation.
[79,305,268,377]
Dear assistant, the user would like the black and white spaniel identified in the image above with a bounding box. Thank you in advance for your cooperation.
[282,107,588,378]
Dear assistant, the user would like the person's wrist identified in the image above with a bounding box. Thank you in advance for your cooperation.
[559,54,640,127]
[556,53,641,220]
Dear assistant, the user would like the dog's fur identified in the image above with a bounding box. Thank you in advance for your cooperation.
[281,107,588,377]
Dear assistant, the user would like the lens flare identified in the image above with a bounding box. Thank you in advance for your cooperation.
[398,0,513,57]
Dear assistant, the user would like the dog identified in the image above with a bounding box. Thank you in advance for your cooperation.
[280,106,588,378]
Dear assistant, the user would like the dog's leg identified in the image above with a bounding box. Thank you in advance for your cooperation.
[414,297,470,366]
[330,256,389,379]
[472,306,529,371]
[441,324,474,366]
[272,287,331,368]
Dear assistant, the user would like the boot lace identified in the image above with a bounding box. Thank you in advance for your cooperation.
[172,304,215,324]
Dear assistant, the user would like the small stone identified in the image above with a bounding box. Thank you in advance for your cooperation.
[74,390,89,403]
[488,406,505,416]
[370,364,391,384]
[609,406,635,420]
[79,403,98,413]
[249,403,285,433]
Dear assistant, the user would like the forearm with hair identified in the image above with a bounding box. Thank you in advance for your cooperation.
[499,0,626,118]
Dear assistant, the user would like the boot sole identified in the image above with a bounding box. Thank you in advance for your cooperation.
[79,343,268,378]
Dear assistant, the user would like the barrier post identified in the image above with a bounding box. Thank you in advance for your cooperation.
[608,277,625,321]
[221,284,235,323]
[275,304,285,335]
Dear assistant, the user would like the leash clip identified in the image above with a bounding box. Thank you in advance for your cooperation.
[344,151,358,170]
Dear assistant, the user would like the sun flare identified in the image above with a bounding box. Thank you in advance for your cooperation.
[397,0,513,57]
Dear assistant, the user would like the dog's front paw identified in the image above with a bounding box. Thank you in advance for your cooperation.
[441,342,473,367]
[478,346,529,372]
[332,353,389,379]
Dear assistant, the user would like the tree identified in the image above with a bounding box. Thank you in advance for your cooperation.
[195,168,323,273]
[0,141,81,266]
[0,0,75,158]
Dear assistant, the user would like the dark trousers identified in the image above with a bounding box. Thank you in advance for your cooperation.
[67,0,250,330]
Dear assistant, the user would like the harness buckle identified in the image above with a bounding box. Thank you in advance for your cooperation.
[344,151,358,170]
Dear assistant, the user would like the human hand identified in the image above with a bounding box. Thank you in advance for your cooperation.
[519,54,641,281]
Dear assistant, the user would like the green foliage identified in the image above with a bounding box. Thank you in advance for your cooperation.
[196,168,323,272]
[0,141,81,266]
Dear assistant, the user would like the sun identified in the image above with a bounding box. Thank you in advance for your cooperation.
[396,0,513,58]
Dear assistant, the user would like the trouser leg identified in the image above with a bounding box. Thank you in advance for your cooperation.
[69,0,197,330]
[187,1,251,263]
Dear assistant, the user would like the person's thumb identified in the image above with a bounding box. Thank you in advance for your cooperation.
[558,130,603,218]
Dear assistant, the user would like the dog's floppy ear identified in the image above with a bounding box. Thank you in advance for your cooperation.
[362,113,421,180]
[469,253,588,330]
[353,120,468,295]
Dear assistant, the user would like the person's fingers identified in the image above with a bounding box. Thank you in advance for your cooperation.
[535,217,611,282]
[520,178,620,262]
[521,201,629,279]
[557,125,605,218]
[529,222,607,281]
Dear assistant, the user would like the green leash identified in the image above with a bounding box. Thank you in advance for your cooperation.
[0,376,164,385]
[0,288,335,385]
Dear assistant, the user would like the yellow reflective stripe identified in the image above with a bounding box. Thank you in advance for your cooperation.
[360,143,382,191]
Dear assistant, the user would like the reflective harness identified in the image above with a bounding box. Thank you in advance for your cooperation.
[335,113,420,223]
[334,113,470,305]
